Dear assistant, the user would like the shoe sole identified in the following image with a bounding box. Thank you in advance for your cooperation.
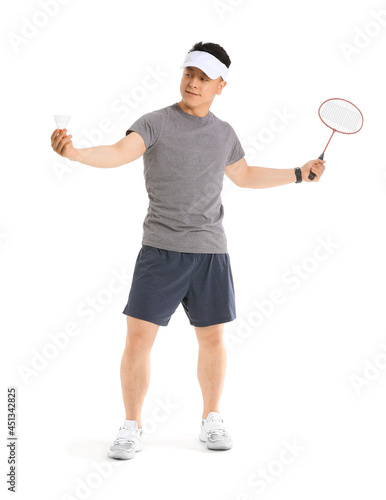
[107,449,135,460]
[206,441,233,450]
[108,445,143,460]
[199,434,233,450]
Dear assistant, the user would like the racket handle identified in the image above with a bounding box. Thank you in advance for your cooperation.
[308,152,324,180]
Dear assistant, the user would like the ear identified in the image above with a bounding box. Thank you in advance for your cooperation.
[216,80,227,95]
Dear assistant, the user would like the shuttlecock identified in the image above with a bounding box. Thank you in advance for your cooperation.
[53,115,71,130]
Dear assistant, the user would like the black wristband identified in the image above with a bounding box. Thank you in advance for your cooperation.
[294,167,302,183]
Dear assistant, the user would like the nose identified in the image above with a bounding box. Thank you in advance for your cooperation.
[188,75,200,88]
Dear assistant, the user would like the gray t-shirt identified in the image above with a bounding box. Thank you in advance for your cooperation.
[126,102,245,253]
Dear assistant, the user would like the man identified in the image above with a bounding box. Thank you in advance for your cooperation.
[51,41,325,461]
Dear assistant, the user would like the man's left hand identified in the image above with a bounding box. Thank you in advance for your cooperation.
[301,159,326,182]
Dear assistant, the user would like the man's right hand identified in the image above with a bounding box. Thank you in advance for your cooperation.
[51,129,79,161]
[50,129,146,168]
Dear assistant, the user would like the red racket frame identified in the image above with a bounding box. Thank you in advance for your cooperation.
[318,97,364,155]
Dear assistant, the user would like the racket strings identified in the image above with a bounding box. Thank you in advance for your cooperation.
[320,99,362,133]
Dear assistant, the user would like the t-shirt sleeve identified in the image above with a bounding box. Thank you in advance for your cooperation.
[125,111,163,150]
[226,125,245,166]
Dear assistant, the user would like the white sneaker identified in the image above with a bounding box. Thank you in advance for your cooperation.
[108,419,143,460]
[199,411,233,450]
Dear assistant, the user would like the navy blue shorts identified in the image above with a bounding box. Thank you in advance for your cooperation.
[122,245,236,327]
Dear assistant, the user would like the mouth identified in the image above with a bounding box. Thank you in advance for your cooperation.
[186,90,200,96]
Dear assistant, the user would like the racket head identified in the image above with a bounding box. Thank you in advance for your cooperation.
[318,98,363,135]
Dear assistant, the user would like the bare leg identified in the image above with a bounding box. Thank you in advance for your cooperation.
[120,316,159,428]
[195,324,226,420]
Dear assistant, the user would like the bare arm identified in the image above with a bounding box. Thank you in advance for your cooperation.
[224,157,249,187]
[225,157,326,188]
[51,129,146,168]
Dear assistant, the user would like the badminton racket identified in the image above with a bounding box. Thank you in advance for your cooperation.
[309,98,363,180]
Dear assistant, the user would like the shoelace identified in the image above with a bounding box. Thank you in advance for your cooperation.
[114,436,136,445]
[114,426,142,445]
[205,415,223,423]
[209,429,228,436]
[204,417,224,426]
[203,415,229,438]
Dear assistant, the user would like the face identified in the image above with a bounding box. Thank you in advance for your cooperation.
[180,66,227,108]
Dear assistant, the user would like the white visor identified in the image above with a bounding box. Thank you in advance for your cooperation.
[180,50,229,81]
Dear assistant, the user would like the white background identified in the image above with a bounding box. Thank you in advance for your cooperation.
[1,0,386,498]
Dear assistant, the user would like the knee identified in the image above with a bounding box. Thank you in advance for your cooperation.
[197,331,224,349]
[125,331,153,353]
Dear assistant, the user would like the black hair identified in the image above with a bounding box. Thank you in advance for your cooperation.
[188,41,231,80]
